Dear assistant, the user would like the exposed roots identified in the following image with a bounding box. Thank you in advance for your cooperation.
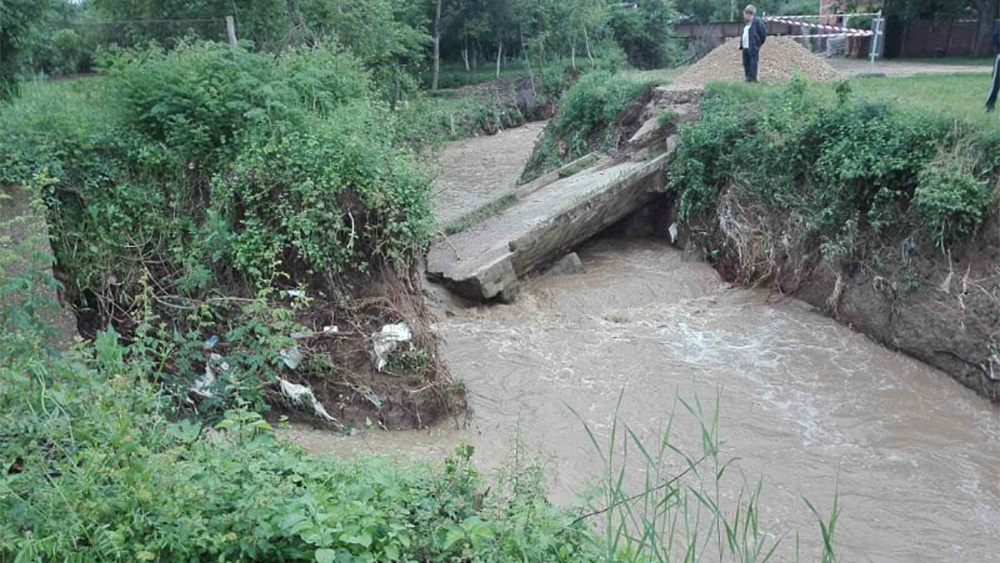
[827,271,845,318]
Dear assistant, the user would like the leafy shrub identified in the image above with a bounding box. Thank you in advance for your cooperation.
[557,71,650,151]
[669,80,998,274]
[37,28,90,75]
[0,42,435,415]
[522,71,652,182]
[915,162,994,243]
[105,41,371,163]
[607,0,682,69]
[0,337,605,562]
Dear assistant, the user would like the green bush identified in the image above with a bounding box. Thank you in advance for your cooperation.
[0,42,435,415]
[607,0,682,69]
[0,335,605,562]
[105,41,371,162]
[669,80,998,267]
[521,71,652,183]
[915,163,994,243]
[556,71,649,153]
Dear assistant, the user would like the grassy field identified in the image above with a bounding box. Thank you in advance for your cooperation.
[429,59,584,90]
[696,73,998,128]
[894,56,996,66]
[850,73,998,128]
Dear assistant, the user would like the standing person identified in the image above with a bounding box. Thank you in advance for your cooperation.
[740,5,768,82]
[990,23,1000,112]
[986,53,999,113]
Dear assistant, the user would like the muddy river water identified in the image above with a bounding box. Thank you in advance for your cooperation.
[291,237,999,562]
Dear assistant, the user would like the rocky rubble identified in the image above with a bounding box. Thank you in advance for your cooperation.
[675,37,841,86]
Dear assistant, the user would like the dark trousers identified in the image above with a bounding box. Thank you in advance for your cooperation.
[987,54,1000,112]
[742,49,759,82]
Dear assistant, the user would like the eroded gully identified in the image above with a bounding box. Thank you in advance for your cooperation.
[288,127,1000,563]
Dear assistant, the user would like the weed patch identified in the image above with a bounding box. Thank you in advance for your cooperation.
[669,79,999,284]
[521,71,655,183]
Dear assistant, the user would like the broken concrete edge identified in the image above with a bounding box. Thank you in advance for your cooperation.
[513,152,604,201]
[508,154,669,278]
[1,184,79,345]
[425,250,520,303]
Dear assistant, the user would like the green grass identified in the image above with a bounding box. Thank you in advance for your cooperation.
[430,59,581,90]
[572,390,841,563]
[893,56,996,66]
[620,66,684,85]
[442,193,518,235]
[706,73,998,128]
[850,73,999,128]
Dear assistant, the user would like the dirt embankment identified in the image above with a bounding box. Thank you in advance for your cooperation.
[791,225,999,400]
[673,207,1000,401]
[609,86,999,401]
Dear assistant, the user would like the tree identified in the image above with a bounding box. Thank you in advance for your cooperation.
[0,0,52,99]
[300,0,431,99]
[972,0,999,56]
[884,0,998,56]
[432,0,444,90]
[608,0,681,68]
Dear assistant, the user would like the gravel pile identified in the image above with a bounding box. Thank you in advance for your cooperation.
[675,37,841,86]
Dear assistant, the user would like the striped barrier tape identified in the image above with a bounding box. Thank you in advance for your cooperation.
[781,33,872,38]
[762,15,875,37]
[761,12,882,18]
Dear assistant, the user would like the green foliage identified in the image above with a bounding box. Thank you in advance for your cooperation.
[656,110,676,128]
[0,0,52,99]
[394,90,528,146]
[557,71,650,149]
[105,41,371,162]
[301,0,432,100]
[0,340,606,562]
[0,42,435,414]
[669,80,998,274]
[522,70,652,183]
[607,0,681,69]
[915,160,994,243]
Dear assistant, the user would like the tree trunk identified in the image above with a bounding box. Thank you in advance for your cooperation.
[571,43,577,69]
[432,0,443,91]
[496,41,503,79]
[285,0,305,45]
[584,27,595,68]
[462,37,470,71]
[973,0,998,57]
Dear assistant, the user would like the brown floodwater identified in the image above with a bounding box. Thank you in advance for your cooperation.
[288,237,1000,563]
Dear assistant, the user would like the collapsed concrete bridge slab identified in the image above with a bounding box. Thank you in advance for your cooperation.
[426,153,670,302]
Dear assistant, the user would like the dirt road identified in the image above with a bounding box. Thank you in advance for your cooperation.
[828,58,993,76]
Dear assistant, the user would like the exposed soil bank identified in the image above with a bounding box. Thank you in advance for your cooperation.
[607,83,1000,402]
[294,235,1000,563]
[671,201,1000,402]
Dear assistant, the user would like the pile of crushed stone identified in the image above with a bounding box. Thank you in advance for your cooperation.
[675,37,841,86]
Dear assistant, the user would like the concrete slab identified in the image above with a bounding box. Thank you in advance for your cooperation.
[426,154,668,301]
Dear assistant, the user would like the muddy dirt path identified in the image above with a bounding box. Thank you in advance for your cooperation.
[828,58,993,76]
[433,122,547,226]
[288,125,1000,562]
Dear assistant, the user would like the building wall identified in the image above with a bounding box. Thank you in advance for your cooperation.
[897,20,980,57]
[674,18,983,59]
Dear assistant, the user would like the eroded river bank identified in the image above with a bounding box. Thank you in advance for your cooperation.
[290,235,1000,563]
